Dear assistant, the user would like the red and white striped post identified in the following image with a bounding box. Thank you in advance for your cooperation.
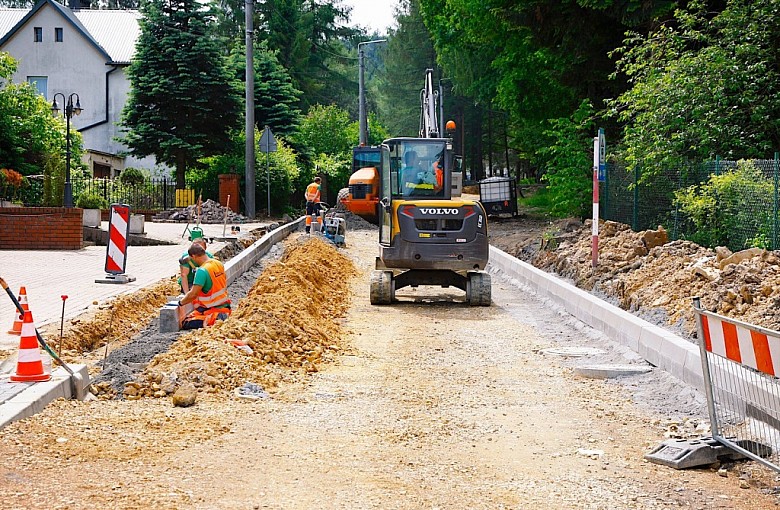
[592,135,599,268]
[96,203,136,284]
[592,128,606,268]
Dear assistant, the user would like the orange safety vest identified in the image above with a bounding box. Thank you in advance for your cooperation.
[305,182,321,203]
[433,161,443,190]
[196,259,231,310]
[186,260,231,327]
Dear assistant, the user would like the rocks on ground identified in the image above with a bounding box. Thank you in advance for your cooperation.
[492,218,780,336]
[154,199,249,224]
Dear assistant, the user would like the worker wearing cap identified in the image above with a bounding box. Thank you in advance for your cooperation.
[178,243,231,329]
[178,238,214,294]
[305,176,322,234]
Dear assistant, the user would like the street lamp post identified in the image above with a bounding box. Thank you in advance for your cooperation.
[51,93,82,208]
[358,39,386,146]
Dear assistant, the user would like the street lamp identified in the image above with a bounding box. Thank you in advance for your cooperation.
[358,39,386,146]
[51,92,82,208]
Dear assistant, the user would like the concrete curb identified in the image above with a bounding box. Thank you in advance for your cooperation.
[225,217,304,285]
[160,218,304,331]
[489,246,705,392]
[0,364,89,429]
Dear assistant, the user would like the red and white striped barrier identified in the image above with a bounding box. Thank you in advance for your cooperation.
[96,203,136,284]
[694,297,780,472]
[700,312,780,377]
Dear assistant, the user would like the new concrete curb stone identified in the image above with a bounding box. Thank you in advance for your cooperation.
[0,364,89,429]
[489,246,706,392]
[159,217,305,332]
[224,217,305,285]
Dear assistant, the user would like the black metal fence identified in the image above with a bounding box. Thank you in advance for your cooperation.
[602,156,780,251]
[71,177,177,211]
[14,175,179,210]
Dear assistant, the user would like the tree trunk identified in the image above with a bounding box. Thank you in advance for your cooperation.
[176,152,186,189]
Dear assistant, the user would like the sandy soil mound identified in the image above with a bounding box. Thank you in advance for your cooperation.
[493,219,780,336]
[130,237,356,399]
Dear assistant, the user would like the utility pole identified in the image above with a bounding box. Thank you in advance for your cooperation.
[245,0,255,218]
[358,39,386,145]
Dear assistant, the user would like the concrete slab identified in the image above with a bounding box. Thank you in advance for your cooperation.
[0,364,88,429]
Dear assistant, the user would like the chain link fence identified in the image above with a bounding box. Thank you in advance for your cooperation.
[603,156,780,251]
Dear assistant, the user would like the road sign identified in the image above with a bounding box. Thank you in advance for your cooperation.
[597,128,606,182]
[260,125,277,153]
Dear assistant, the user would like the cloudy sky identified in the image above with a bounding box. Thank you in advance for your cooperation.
[341,0,399,34]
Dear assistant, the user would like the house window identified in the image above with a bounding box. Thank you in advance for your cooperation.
[34,27,42,42]
[55,27,63,42]
[27,76,47,99]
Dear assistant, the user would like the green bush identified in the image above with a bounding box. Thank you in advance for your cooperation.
[674,161,775,250]
[75,192,108,209]
[119,167,146,187]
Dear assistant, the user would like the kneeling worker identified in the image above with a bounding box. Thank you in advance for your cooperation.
[177,243,231,329]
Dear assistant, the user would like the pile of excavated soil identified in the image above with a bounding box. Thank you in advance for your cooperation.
[492,218,780,337]
[43,228,273,360]
[128,237,356,400]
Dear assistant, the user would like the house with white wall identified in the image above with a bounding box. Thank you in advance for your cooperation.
[0,0,161,177]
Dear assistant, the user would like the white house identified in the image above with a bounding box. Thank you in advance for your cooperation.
[0,0,160,177]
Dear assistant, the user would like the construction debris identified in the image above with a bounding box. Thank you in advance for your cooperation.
[492,218,780,336]
[155,199,249,224]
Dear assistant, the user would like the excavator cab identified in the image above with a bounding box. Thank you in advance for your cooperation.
[371,137,491,306]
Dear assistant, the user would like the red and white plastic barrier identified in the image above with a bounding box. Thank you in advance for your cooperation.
[96,203,135,284]
[105,203,130,274]
[700,313,780,377]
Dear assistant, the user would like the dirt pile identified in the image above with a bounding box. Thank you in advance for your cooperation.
[128,236,356,399]
[495,219,780,336]
[45,230,271,358]
[157,199,249,223]
[46,279,180,356]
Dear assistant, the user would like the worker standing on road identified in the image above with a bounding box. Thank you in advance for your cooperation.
[177,243,231,329]
[305,176,322,234]
[178,237,214,294]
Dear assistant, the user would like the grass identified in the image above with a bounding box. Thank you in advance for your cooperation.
[519,185,554,212]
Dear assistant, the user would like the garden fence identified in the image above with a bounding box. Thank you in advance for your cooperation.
[602,155,780,251]
[15,175,178,211]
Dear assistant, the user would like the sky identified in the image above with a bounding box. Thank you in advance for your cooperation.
[341,0,399,35]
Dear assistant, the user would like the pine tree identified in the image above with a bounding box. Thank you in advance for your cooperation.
[227,43,301,140]
[121,0,242,188]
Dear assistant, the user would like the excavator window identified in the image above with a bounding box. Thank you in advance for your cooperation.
[387,140,447,199]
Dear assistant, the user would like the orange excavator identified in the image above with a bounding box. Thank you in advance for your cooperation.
[341,145,381,225]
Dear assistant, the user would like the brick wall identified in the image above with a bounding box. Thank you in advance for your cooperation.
[0,207,83,250]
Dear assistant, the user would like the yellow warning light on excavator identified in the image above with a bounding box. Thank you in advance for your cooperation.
[445,120,456,132]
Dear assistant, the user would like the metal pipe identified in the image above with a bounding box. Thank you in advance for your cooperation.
[358,39,386,145]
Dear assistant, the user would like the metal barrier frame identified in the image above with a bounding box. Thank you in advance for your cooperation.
[693,297,780,472]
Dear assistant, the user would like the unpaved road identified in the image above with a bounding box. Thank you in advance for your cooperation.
[0,229,776,509]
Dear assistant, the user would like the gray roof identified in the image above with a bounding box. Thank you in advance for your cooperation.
[75,10,140,64]
[0,9,26,39]
[0,1,139,64]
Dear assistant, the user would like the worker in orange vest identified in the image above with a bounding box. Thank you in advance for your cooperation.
[178,243,231,329]
[305,176,322,234]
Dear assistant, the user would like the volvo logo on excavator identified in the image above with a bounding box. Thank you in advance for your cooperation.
[419,208,459,215]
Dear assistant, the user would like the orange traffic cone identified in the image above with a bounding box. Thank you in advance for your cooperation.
[7,286,28,335]
[10,310,51,383]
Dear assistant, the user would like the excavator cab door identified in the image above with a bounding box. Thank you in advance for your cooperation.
[379,145,392,246]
